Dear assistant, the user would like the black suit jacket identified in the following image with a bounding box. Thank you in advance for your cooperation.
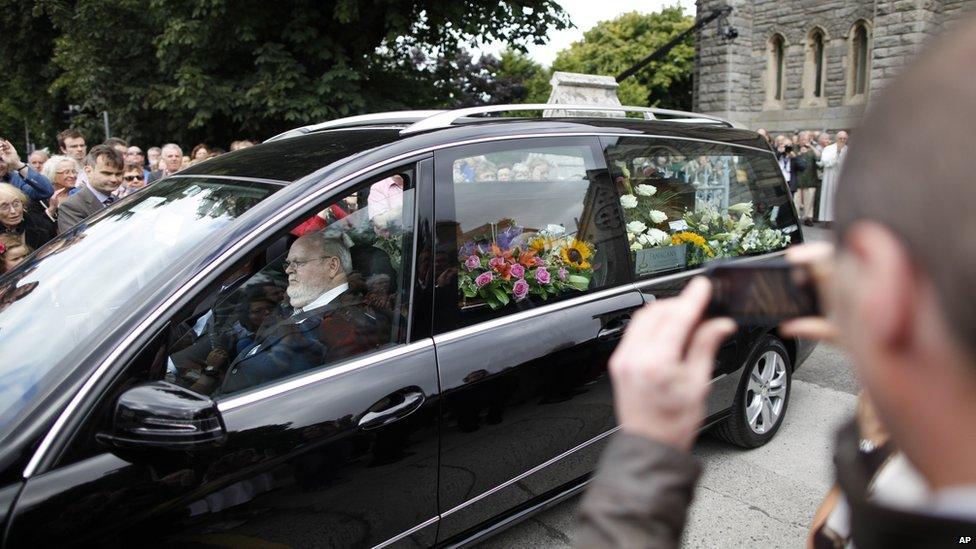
[57,185,105,233]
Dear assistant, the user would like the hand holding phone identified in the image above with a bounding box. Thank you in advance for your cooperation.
[705,259,821,325]
[779,242,839,344]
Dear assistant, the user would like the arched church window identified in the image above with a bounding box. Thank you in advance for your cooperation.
[812,30,825,97]
[769,34,786,102]
[852,23,869,95]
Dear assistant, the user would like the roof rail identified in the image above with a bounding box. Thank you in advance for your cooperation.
[399,104,733,134]
[265,110,447,142]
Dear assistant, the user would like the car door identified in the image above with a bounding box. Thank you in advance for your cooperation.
[430,136,643,541]
[4,162,441,548]
[600,135,802,419]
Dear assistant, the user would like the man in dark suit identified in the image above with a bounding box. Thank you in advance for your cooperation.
[213,231,389,395]
[57,145,124,233]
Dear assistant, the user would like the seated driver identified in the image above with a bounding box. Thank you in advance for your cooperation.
[205,231,389,395]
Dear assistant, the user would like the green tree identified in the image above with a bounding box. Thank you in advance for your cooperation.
[2,0,569,149]
[551,6,695,109]
[404,47,550,107]
[0,1,66,152]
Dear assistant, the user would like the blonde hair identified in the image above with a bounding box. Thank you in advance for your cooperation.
[0,182,29,205]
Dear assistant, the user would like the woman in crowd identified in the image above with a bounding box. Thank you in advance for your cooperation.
[0,233,32,274]
[40,155,80,220]
[191,144,210,165]
[0,182,56,252]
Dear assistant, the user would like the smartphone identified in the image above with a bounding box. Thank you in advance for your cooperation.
[705,259,821,324]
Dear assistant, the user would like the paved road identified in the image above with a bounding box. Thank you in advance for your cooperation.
[479,226,862,548]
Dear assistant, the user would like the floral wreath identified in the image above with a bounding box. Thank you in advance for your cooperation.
[457,222,596,310]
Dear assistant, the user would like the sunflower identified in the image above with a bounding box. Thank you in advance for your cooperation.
[671,231,714,257]
[560,239,594,269]
[528,236,549,254]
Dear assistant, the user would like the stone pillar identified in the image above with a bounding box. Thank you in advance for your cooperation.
[544,72,625,117]
[693,0,754,126]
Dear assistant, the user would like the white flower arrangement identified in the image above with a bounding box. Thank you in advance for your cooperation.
[620,194,639,209]
[649,210,668,224]
[635,184,658,197]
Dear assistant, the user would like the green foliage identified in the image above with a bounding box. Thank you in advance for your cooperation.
[0,1,66,150]
[550,6,695,109]
[1,0,569,149]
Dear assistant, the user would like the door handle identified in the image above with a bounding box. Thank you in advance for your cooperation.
[598,316,631,341]
[359,388,426,430]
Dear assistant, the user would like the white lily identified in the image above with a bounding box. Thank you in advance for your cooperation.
[728,202,753,216]
[736,213,754,232]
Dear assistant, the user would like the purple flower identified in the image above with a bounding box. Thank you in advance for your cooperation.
[475,272,494,288]
[510,264,525,278]
[558,267,568,281]
[512,279,529,300]
[495,225,523,250]
[464,255,480,270]
[534,267,551,284]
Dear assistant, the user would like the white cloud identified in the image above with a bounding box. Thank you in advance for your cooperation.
[469,0,697,67]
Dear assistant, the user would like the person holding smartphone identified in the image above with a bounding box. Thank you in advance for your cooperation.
[576,20,976,548]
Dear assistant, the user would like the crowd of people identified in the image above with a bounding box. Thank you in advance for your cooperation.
[755,127,849,227]
[0,130,256,274]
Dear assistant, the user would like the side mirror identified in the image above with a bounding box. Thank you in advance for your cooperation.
[96,381,226,452]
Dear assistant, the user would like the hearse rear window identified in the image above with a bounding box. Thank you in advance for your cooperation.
[603,137,799,279]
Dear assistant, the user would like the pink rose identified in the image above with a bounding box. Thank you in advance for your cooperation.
[488,257,506,271]
[464,255,480,270]
[510,264,525,279]
[534,267,551,284]
[558,267,568,281]
[475,272,493,288]
[512,279,529,300]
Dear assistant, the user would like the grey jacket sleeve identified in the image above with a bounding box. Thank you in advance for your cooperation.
[57,199,86,233]
[576,433,702,549]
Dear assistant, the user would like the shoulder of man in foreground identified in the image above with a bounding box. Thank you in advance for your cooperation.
[576,432,701,549]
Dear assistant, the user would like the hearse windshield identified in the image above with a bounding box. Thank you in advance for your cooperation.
[0,177,277,439]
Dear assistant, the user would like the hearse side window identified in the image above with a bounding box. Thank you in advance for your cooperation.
[166,172,416,398]
[603,137,799,280]
[58,170,418,465]
[437,138,630,325]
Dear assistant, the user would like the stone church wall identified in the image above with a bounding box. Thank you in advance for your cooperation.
[694,0,976,133]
